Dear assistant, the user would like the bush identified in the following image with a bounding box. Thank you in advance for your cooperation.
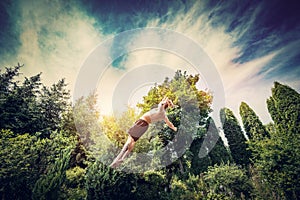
[134,170,168,200]
[169,174,207,200]
[204,163,253,199]
[85,161,138,200]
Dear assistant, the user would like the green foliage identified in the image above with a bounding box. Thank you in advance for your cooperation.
[0,65,87,199]
[135,71,212,178]
[39,78,71,135]
[169,174,206,200]
[2,63,299,199]
[134,170,169,200]
[168,167,252,200]
[190,136,212,174]
[267,82,300,135]
[85,161,138,200]
[204,163,253,199]
[220,108,251,167]
[100,107,138,148]
[98,71,213,174]
[190,118,232,175]
[0,129,76,199]
[248,165,278,200]
[65,166,86,188]
[32,148,72,200]
[0,130,42,199]
[206,118,232,167]
[137,70,212,126]
[73,92,100,150]
[239,102,270,140]
[38,130,76,173]
[251,82,300,199]
[0,64,71,136]
[0,63,21,93]
[0,64,42,134]
[56,166,87,200]
[69,137,88,169]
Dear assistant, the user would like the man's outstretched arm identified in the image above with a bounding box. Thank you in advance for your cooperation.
[164,116,177,131]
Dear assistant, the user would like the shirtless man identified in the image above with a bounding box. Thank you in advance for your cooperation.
[110,97,177,168]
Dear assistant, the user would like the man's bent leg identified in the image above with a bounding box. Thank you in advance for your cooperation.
[121,138,135,161]
[110,137,130,167]
[110,136,135,168]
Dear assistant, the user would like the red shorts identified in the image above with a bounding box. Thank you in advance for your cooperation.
[128,119,149,141]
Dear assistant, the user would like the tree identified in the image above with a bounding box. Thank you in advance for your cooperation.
[60,166,87,200]
[239,102,269,140]
[39,78,71,136]
[220,108,251,167]
[73,92,101,149]
[190,118,232,175]
[137,70,212,153]
[100,107,138,148]
[135,70,212,184]
[252,82,300,199]
[0,64,71,136]
[134,170,169,200]
[267,82,299,135]
[0,64,90,199]
[0,63,21,95]
[190,133,212,175]
[0,64,42,134]
[206,118,232,166]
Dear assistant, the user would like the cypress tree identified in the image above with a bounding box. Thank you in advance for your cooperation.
[239,102,269,140]
[262,82,300,199]
[220,108,251,167]
[190,136,212,175]
[191,118,233,175]
[267,82,300,135]
[206,118,232,165]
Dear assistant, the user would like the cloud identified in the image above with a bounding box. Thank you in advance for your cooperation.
[142,2,300,124]
[223,59,276,124]
[93,0,298,125]
[0,0,107,94]
[1,0,299,124]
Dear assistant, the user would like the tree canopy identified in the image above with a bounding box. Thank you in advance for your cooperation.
[0,64,71,137]
[1,65,299,200]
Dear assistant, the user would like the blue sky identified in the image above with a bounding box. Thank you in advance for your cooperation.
[0,0,299,124]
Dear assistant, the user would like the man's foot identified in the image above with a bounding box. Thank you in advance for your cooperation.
[109,162,117,168]
[110,159,124,168]
[115,159,124,166]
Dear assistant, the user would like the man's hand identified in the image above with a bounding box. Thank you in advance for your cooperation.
[173,127,177,132]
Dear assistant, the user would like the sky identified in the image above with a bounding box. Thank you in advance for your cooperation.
[0,0,299,125]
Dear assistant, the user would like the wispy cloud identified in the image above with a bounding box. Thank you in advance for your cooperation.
[1,0,299,124]
[0,0,106,91]
[106,1,299,123]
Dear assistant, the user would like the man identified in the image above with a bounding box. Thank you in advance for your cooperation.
[110,97,177,168]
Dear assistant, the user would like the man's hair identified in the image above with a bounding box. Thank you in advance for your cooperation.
[163,102,169,109]
[163,99,174,110]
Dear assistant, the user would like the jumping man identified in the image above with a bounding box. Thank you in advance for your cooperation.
[110,97,177,168]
